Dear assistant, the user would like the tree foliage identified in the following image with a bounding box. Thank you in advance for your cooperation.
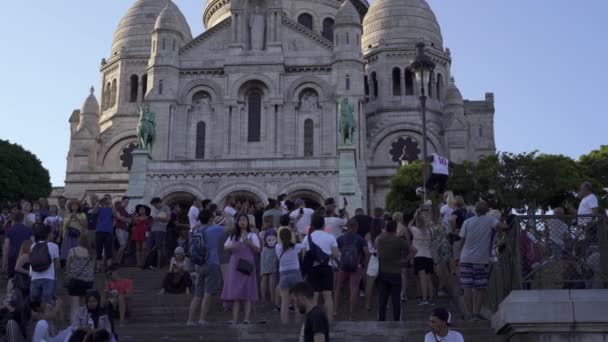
[387,150,600,212]
[0,140,51,202]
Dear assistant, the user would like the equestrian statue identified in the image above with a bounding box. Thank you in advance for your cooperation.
[136,104,156,152]
[339,98,356,146]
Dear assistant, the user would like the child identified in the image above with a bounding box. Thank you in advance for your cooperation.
[104,268,133,325]
[259,215,278,305]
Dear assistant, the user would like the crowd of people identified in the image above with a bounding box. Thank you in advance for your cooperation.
[0,178,602,341]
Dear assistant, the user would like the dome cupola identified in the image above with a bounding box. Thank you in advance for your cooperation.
[362,0,442,55]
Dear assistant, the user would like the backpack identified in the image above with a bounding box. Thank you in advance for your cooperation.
[339,239,361,272]
[189,227,208,266]
[302,233,329,276]
[30,242,52,273]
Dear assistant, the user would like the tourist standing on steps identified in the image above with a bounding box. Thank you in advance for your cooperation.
[375,220,410,321]
[30,224,60,305]
[410,211,435,306]
[459,201,506,321]
[113,197,132,265]
[3,212,32,279]
[290,199,315,239]
[132,205,150,268]
[187,197,201,233]
[425,307,464,342]
[61,200,87,268]
[335,219,369,320]
[263,198,283,228]
[291,282,330,342]
[149,198,170,269]
[93,197,115,272]
[43,205,63,244]
[259,215,278,305]
[353,208,373,239]
[65,234,95,321]
[221,214,260,324]
[187,210,225,325]
[276,227,305,324]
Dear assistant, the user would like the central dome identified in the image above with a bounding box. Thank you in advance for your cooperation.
[362,0,442,54]
[112,0,192,57]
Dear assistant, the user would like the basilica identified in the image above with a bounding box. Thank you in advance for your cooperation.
[62,0,496,210]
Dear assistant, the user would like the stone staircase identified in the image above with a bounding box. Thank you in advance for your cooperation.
[109,267,499,342]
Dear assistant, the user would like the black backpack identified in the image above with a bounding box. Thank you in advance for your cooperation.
[30,242,52,273]
[302,233,330,276]
[339,240,361,273]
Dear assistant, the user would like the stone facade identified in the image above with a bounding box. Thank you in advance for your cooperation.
[62,0,496,209]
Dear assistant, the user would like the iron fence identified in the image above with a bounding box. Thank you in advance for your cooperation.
[487,214,607,311]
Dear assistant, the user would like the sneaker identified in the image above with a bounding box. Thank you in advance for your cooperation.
[186,321,196,326]
[416,298,424,305]
[273,305,281,312]
[401,295,408,302]
[227,320,236,325]
[417,300,428,306]
[427,300,435,306]
[197,320,208,326]
[242,320,251,325]
[289,305,295,313]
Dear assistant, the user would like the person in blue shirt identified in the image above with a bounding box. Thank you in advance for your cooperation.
[3,212,32,279]
[187,209,226,325]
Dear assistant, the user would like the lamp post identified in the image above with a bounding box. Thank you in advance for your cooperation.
[410,42,436,203]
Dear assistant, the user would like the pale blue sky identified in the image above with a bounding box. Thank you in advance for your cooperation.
[0,1,606,186]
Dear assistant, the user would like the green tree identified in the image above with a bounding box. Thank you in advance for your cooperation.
[0,140,51,202]
[579,145,608,207]
[448,161,477,204]
[528,154,583,210]
[385,162,423,214]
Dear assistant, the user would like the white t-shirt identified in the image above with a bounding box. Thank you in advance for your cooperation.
[224,205,237,217]
[290,208,315,235]
[302,230,338,266]
[440,205,454,224]
[30,242,59,280]
[424,330,464,342]
[578,194,599,215]
[224,232,261,249]
[431,153,449,175]
[276,243,305,272]
[324,217,347,238]
[187,206,200,230]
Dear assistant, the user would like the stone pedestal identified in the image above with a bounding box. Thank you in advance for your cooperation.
[492,290,608,342]
[125,149,150,211]
[338,147,363,212]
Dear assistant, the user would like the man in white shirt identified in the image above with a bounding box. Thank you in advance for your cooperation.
[290,199,315,237]
[424,153,450,196]
[30,225,60,304]
[188,197,201,232]
[223,196,237,217]
[577,181,599,215]
[302,215,339,323]
[424,308,464,342]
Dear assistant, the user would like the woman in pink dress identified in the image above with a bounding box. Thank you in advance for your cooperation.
[132,205,151,267]
[221,214,260,324]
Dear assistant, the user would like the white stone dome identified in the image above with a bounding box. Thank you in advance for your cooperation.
[111,0,192,57]
[445,77,464,107]
[362,0,442,54]
[335,0,361,26]
[81,87,100,114]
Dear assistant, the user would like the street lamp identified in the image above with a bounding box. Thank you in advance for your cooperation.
[410,42,436,203]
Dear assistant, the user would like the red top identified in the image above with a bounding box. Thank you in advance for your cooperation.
[106,278,133,296]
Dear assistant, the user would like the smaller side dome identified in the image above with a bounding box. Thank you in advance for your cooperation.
[154,1,189,38]
[335,0,361,26]
[445,77,464,107]
[81,87,100,115]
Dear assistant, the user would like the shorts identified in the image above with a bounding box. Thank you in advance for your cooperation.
[307,264,334,292]
[149,231,166,251]
[425,173,448,194]
[279,270,303,290]
[414,257,434,275]
[460,263,490,289]
[116,229,129,247]
[195,263,221,297]
[260,248,278,275]
[337,267,364,290]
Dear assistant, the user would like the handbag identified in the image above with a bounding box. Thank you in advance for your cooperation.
[68,227,81,238]
[236,258,254,275]
[64,257,92,290]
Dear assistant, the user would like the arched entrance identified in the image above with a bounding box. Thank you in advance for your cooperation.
[220,190,265,211]
[287,189,325,210]
[161,191,194,253]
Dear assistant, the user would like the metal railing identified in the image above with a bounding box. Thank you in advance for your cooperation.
[488,214,607,311]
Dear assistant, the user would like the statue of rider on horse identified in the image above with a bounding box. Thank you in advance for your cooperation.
[137,104,156,152]
[339,98,356,146]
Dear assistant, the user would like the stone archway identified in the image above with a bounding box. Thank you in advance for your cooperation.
[287,189,325,210]
[162,191,195,227]
[219,190,265,212]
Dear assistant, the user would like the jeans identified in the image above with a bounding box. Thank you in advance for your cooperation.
[96,232,114,261]
[377,272,402,321]
[30,278,56,304]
